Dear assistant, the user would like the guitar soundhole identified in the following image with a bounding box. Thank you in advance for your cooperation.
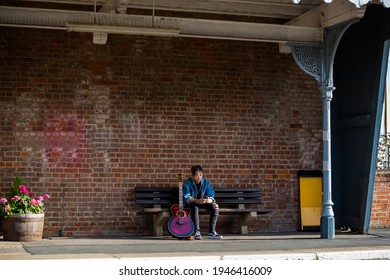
[177,210,185,218]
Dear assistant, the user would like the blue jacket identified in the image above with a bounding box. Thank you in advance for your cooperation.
[183,177,215,205]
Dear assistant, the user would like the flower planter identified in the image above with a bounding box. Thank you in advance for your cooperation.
[1,213,44,242]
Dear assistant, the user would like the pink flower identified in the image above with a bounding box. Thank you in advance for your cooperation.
[0,197,7,204]
[43,194,50,199]
[37,196,44,201]
[18,185,29,195]
[5,205,10,211]
[12,195,20,201]
[30,199,42,206]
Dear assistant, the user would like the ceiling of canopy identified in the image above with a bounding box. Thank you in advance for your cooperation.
[0,0,385,44]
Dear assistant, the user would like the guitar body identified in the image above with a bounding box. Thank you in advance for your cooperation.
[167,205,194,238]
[167,174,194,238]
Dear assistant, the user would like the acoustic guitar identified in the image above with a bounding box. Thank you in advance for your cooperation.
[167,174,194,238]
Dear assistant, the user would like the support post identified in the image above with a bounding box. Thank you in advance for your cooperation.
[290,43,336,239]
[153,211,170,236]
[319,85,335,239]
[290,22,354,239]
[238,212,257,234]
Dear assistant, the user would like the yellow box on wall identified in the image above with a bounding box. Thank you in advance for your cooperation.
[298,171,322,231]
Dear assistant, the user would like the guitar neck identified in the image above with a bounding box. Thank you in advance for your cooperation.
[178,181,184,210]
[177,174,184,210]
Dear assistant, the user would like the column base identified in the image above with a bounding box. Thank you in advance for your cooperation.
[320,216,335,239]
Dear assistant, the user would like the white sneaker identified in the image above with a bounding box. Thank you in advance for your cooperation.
[194,230,202,240]
[207,232,223,239]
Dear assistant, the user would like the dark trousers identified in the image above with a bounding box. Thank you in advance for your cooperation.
[187,203,219,233]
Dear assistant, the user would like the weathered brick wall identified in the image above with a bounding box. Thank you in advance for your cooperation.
[371,170,390,228]
[0,27,322,237]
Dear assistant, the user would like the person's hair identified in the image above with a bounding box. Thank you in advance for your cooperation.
[191,165,203,176]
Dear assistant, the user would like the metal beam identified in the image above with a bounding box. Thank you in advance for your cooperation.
[0,6,323,43]
[123,0,317,19]
[21,0,320,19]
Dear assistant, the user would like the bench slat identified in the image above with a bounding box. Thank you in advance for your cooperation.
[136,192,260,198]
[217,199,262,204]
[135,193,260,199]
[136,199,262,205]
[139,208,272,214]
[216,193,260,198]
[214,187,261,192]
[135,187,261,192]
[136,199,175,205]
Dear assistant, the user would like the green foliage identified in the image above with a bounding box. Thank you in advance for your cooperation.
[378,134,390,169]
[10,176,23,197]
[0,176,50,219]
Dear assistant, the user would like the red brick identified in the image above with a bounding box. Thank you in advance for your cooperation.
[371,170,390,228]
[0,27,323,237]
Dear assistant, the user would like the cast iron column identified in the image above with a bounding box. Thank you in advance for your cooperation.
[290,22,355,239]
[319,85,335,239]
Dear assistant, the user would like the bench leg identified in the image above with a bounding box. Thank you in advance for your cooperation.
[238,212,257,234]
[153,212,170,236]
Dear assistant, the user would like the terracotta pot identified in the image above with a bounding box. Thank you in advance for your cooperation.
[1,213,44,242]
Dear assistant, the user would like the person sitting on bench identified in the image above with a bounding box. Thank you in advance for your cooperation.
[183,165,223,240]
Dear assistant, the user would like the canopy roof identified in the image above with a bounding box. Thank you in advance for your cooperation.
[0,1,387,44]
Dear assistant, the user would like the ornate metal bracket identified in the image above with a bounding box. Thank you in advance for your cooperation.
[290,20,357,87]
[290,44,322,83]
[322,21,358,87]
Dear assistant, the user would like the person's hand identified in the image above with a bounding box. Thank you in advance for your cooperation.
[195,198,205,204]
[197,197,212,204]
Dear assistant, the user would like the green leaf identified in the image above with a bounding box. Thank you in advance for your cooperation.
[10,176,23,197]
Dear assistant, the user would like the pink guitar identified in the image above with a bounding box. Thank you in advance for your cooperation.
[167,174,194,238]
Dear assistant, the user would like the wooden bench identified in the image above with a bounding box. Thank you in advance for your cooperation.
[135,186,272,236]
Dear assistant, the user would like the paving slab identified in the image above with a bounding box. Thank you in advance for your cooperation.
[1,229,390,260]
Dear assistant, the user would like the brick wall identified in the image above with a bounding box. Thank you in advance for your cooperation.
[0,27,323,237]
[371,170,390,228]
